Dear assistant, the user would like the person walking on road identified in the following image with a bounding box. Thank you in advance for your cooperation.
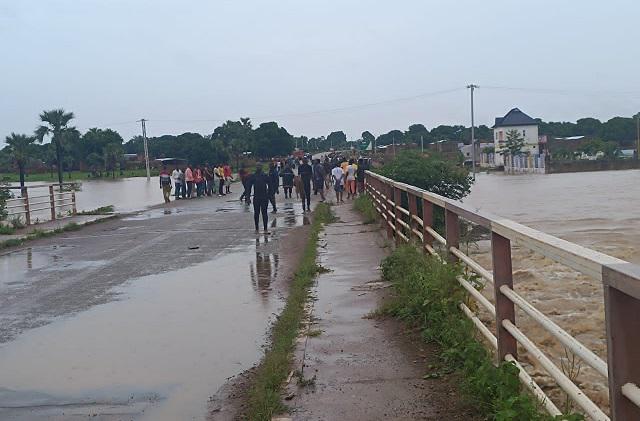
[172,166,183,199]
[298,157,313,211]
[239,165,249,201]
[159,166,172,204]
[184,165,194,199]
[281,164,295,199]
[216,165,225,196]
[332,162,345,203]
[346,159,357,200]
[313,159,326,202]
[268,162,279,213]
[245,165,272,233]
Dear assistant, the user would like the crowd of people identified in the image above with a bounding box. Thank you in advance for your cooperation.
[159,154,370,233]
[159,163,234,203]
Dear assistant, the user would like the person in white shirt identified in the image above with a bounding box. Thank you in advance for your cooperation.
[346,159,357,200]
[172,167,183,199]
[331,163,345,204]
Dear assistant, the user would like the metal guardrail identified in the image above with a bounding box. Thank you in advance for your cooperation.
[2,183,78,225]
[365,170,640,420]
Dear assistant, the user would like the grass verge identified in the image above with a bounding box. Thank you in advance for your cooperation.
[77,205,115,215]
[353,194,378,224]
[379,245,584,421]
[246,202,334,420]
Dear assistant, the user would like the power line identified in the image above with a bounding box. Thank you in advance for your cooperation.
[142,86,466,124]
[482,85,640,97]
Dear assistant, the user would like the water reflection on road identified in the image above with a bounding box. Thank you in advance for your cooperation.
[0,196,310,420]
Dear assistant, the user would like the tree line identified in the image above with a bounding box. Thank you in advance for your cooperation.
[2,108,638,188]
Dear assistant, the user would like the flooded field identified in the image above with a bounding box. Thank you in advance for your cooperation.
[465,170,640,413]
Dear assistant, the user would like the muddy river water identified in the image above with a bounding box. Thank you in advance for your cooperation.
[465,169,640,412]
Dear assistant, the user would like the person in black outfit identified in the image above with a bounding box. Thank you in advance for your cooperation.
[280,164,295,199]
[268,162,279,213]
[298,157,313,211]
[245,165,272,233]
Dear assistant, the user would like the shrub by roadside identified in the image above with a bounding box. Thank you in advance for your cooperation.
[379,245,583,421]
[245,203,335,420]
[353,195,377,224]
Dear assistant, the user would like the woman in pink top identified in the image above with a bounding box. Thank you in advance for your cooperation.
[184,165,194,198]
[194,166,204,197]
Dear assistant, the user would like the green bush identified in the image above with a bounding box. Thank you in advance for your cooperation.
[380,245,582,421]
[353,195,378,224]
[376,151,473,200]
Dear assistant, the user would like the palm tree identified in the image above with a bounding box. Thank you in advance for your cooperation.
[5,133,36,190]
[103,142,124,178]
[35,109,75,185]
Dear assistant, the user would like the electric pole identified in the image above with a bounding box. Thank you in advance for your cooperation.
[421,135,424,154]
[138,119,151,180]
[393,136,396,156]
[636,113,639,160]
[467,84,478,179]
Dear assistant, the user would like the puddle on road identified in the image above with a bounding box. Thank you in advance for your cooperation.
[0,240,283,420]
[0,246,76,289]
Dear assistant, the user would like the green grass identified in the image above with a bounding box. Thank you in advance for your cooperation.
[0,225,16,235]
[353,194,378,224]
[379,245,584,421]
[0,169,159,183]
[246,202,335,420]
[77,205,115,215]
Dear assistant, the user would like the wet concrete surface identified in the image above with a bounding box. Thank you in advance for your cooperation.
[288,203,474,420]
[0,192,313,420]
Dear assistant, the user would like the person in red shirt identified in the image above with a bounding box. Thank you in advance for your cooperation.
[223,164,232,194]
[239,165,249,201]
[194,165,204,197]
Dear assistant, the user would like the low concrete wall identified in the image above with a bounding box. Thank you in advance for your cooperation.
[547,159,640,174]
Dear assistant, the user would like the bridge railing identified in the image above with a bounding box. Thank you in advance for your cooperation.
[2,183,78,226]
[365,170,640,421]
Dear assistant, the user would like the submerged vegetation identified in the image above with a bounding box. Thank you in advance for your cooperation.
[379,245,583,421]
[246,203,334,420]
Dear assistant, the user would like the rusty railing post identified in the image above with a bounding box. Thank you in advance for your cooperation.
[407,192,417,242]
[386,183,394,239]
[491,232,517,362]
[445,209,459,263]
[49,185,56,221]
[422,198,434,253]
[71,190,77,215]
[22,187,31,225]
[603,266,640,421]
[393,186,402,244]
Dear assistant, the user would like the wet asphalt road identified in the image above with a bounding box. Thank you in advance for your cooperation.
[0,191,311,420]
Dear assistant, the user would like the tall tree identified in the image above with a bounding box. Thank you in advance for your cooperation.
[326,131,347,149]
[5,133,36,189]
[35,109,75,185]
[501,129,525,156]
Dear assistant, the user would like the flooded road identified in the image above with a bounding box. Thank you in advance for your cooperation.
[465,169,640,411]
[0,193,311,419]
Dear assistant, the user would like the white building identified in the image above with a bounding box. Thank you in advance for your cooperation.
[493,108,540,166]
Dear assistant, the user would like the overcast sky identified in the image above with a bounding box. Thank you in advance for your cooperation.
[2,0,640,147]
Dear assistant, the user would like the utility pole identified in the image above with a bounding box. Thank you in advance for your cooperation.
[636,113,639,160]
[393,136,396,156]
[138,119,151,180]
[467,84,478,179]
[421,135,424,154]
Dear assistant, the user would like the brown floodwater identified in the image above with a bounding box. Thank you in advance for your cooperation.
[465,169,640,413]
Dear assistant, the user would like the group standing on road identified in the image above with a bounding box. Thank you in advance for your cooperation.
[160,154,371,233]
